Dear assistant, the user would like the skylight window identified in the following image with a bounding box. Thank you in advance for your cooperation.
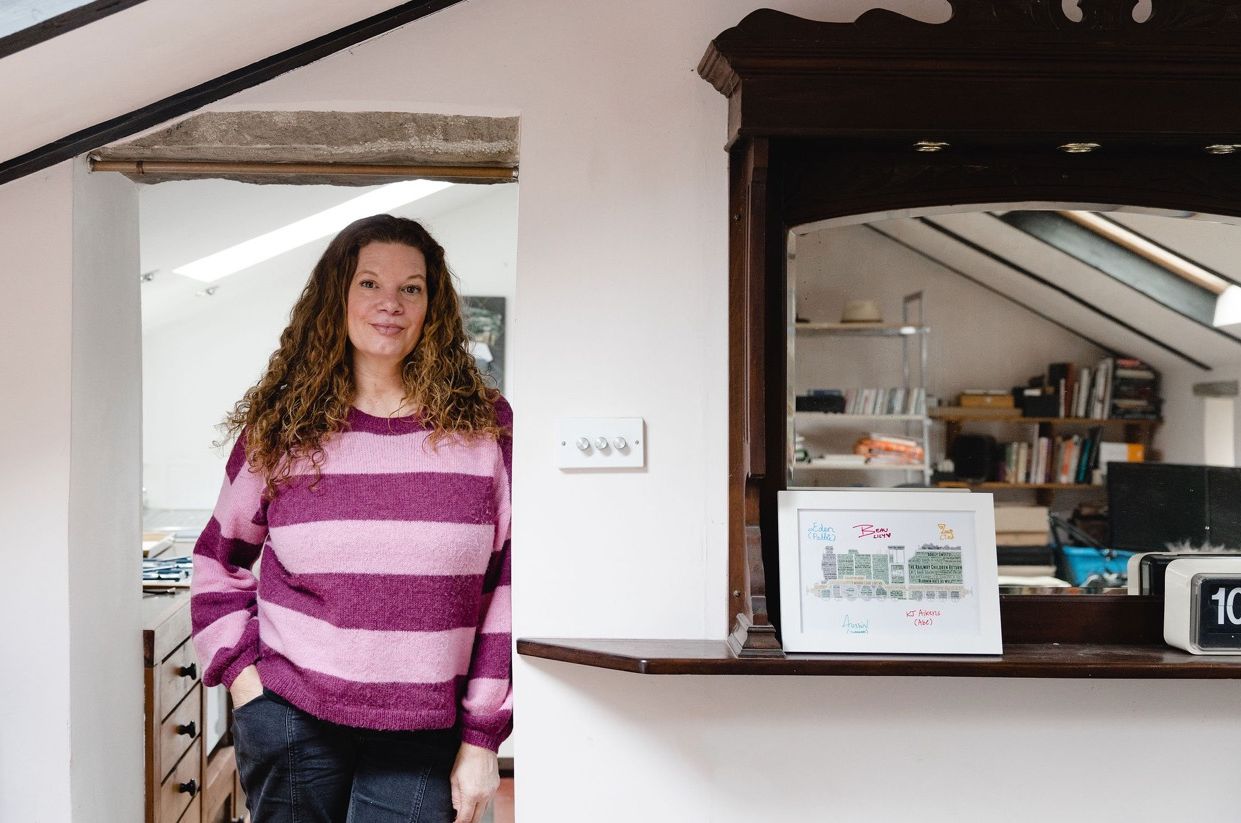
[1061,211,1229,294]
[173,179,453,283]
[998,210,1235,330]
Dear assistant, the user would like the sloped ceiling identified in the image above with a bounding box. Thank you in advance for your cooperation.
[0,0,461,174]
[868,210,1241,375]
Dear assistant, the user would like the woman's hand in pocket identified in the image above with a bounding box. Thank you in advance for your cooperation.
[228,664,264,709]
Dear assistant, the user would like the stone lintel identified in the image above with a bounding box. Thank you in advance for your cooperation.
[94,111,519,184]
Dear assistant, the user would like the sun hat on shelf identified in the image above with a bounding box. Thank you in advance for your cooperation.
[840,299,883,323]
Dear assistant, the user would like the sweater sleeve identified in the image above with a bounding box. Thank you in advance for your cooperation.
[190,432,269,689]
[459,397,514,752]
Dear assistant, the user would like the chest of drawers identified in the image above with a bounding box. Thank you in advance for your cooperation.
[143,590,248,823]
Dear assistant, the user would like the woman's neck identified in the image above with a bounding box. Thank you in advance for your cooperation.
[352,355,413,417]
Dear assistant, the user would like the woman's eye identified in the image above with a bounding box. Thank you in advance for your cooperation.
[403,285,423,295]
[359,280,376,288]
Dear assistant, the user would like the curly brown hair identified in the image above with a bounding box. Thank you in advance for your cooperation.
[220,213,505,497]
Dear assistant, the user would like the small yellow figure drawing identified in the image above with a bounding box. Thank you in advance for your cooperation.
[937,522,955,540]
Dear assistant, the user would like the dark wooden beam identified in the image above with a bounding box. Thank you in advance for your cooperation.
[0,0,466,187]
[0,1,150,61]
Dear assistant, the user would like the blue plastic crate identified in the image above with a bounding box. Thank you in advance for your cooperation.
[1059,545,1135,587]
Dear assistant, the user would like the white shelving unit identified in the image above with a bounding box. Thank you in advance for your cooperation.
[789,292,932,487]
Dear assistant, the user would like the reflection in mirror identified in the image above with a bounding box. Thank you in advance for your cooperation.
[787,205,1241,594]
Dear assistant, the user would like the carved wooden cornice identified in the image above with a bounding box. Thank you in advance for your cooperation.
[699,2,1241,144]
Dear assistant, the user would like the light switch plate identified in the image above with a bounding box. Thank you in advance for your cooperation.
[556,417,645,469]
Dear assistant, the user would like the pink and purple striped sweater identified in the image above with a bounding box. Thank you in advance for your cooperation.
[189,399,512,752]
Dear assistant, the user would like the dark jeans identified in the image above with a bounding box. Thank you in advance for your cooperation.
[232,687,460,823]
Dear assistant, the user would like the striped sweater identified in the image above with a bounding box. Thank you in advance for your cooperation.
[189,399,512,752]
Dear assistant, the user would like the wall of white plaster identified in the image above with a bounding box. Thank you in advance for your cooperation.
[68,160,143,823]
[0,159,144,823]
[0,162,76,823]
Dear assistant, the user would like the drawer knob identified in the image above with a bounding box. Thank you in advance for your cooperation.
[176,721,196,737]
[178,779,198,797]
[177,662,198,679]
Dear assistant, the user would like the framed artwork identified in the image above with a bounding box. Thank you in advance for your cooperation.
[462,296,506,393]
[778,489,1002,654]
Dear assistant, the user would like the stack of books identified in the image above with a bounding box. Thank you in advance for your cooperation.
[994,505,1056,577]
[1110,358,1162,420]
[1040,357,1161,420]
[853,433,925,465]
[997,425,1104,484]
[838,387,926,416]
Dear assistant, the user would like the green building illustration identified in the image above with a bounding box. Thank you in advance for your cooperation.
[907,543,963,585]
[815,542,967,601]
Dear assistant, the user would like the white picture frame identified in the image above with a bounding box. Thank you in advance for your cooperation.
[778,489,1002,654]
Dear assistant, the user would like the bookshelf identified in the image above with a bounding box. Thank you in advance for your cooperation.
[930,407,1160,504]
[791,292,931,485]
[930,408,1159,427]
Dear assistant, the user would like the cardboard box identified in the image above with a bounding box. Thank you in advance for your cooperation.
[994,505,1049,533]
[995,531,1050,547]
[959,393,1015,408]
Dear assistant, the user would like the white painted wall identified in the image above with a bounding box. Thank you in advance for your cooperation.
[0,159,143,823]
[4,1,1241,821]
[141,182,518,509]
[0,162,75,823]
[68,160,143,823]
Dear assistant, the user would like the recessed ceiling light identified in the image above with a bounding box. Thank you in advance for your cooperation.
[173,179,453,283]
[1058,142,1100,153]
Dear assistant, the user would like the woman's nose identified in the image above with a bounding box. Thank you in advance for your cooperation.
[377,290,402,312]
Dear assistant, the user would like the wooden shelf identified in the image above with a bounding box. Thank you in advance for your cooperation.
[794,461,926,471]
[795,412,926,422]
[930,408,1160,426]
[795,322,928,337]
[937,481,1100,491]
[517,637,1241,678]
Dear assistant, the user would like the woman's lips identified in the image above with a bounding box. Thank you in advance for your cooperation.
[371,323,404,336]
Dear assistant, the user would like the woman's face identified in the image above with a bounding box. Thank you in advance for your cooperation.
[346,241,429,373]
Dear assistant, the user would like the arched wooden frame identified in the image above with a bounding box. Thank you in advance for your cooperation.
[700,3,1241,657]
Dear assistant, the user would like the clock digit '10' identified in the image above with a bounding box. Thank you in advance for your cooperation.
[1210,586,1241,626]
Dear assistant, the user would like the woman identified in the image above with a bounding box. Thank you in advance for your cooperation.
[189,214,512,823]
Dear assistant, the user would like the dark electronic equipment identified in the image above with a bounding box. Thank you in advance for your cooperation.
[1108,463,1241,552]
[795,394,847,413]
[949,434,996,483]
[1021,392,1060,418]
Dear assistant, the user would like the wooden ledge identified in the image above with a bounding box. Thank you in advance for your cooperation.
[517,638,1241,679]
